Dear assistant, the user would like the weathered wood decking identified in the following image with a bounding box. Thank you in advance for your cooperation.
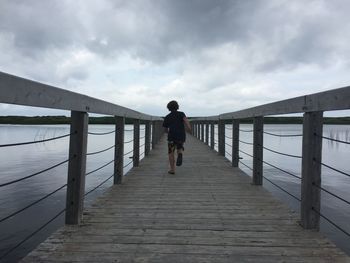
[23,135,349,262]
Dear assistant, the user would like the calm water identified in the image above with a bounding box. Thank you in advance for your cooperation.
[223,124,350,256]
[0,124,349,262]
[0,124,145,262]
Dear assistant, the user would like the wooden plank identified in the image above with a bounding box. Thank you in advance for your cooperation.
[23,135,349,262]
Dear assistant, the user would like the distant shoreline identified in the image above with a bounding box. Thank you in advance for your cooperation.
[0,116,350,125]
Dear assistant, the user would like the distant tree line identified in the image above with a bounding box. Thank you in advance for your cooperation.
[0,116,349,125]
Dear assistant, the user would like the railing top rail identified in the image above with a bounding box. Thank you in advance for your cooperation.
[0,71,162,121]
[191,85,350,121]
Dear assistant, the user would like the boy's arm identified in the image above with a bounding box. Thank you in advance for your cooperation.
[183,117,192,133]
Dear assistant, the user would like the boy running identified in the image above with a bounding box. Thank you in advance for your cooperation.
[163,100,191,174]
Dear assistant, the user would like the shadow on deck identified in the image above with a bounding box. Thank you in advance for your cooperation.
[23,135,349,262]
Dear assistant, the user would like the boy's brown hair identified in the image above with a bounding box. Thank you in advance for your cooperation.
[167,100,179,112]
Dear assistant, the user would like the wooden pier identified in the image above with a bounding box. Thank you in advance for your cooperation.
[23,135,349,262]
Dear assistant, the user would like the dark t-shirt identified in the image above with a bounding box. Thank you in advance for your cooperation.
[163,111,186,142]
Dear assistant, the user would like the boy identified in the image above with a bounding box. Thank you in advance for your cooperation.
[163,100,191,174]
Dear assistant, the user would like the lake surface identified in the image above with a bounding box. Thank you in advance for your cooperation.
[0,124,349,262]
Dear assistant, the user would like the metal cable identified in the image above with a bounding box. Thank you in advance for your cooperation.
[263,131,302,137]
[239,129,253,132]
[0,157,72,188]
[124,128,134,132]
[88,130,115,135]
[85,174,114,196]
[0,133,72,148]
[0,184,67,224]
[263,175,301,202]
[239,139,254,146]
[139,143,145,148]
[239,160,253,171]
[123,159,133,168]
[225,126,233,130]
[262,146,302,159]
[86,159,115,176]
[86,145,114,156]
[225,135,232,139]
[239,149,253,158]
[225,142,232,147]
[140,136,146,139]
[313,183,350,206]
[139,127,146,131]
[225,151,232,157]
[124,149,134,156]
[319,162,350,178]
[262,160,301,180]
[0,208,66,260]
[312,207,350,237]
[317,134,350,145]
[124,139,134,144]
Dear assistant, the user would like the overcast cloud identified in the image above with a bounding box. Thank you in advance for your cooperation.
[1,0,350,117]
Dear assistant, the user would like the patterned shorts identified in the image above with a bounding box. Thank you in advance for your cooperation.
[168,141,184,154]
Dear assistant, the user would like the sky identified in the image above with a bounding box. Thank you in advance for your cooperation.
[0,0,350,117]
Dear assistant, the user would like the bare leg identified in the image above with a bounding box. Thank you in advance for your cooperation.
[168,152,175,172]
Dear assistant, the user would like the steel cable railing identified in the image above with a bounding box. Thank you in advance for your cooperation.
[0,157,73,188]
[0,132,73,148]
[318,161,350,178]
[262,145,302,159]
[239,129,253,132]
[123,149,134,156]
[262,160,301,180]
[239,149,254,158]
[225,135,232,139]
[313,183,350,206]
[263,175,301,202]
[86,145,115,156]
[239,139,253,146]
[312,207,350,237]
[88,130,115,135]
[85,174,114,196]
[0,183,67,224]
[123,159,133,168]
[86,159,115,176]
[263,131,302,137]
[317,133,350,145]
[0,208,66,261]
[225,151,232,157]
[124,139,134,144]
[225,142,232,147]
[239,160,253,171]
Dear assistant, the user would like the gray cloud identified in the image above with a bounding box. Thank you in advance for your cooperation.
[1,0,350,116]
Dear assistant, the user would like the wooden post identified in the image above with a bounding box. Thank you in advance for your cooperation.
[218,119,225,155]
[201,122,204,142]
[232,119,240,167]
[114,116,124,184]
[301,111,323,229]
[145,121,151,156]
[205,121,209,145]
[133,119,140,167]
[152,121,156,149]
[65,111,88,225]
[210,121,215,149]
[197,122,200,139]
[252,116,263,185]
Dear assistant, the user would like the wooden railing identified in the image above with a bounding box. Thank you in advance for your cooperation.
[190,85,350,230]
[0,71,164,225]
